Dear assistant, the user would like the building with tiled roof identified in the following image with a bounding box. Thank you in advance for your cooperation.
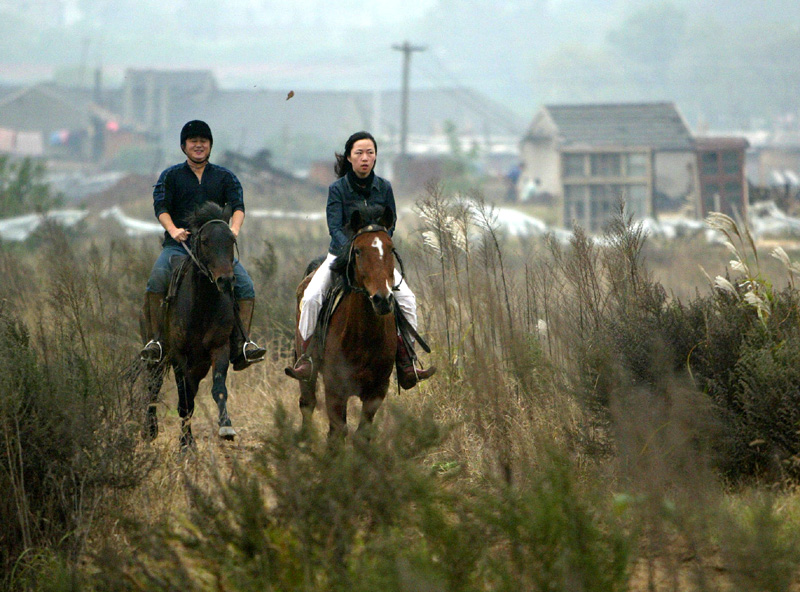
[520,102,704,229]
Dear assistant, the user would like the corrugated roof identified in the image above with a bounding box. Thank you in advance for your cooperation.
[541,102,694,150]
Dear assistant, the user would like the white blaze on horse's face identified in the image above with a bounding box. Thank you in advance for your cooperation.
[371,236,384,260]
[354,231,395,316]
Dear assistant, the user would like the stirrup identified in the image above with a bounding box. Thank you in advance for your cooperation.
[285,352,314,381]
[295,352,313,370]
[242,340,266,362]
[140,339,163,363]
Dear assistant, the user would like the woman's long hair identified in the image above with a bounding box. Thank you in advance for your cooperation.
[334,131,377,178]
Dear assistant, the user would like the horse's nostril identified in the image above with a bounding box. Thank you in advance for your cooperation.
[216,275,234,292]
[370,293,394,315]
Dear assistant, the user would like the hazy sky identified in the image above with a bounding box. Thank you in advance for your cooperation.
[2,0,799,127]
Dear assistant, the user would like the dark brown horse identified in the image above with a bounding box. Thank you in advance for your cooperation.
[142,202,238,448]
[292,205,398,441]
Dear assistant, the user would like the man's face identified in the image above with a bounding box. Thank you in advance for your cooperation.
[183,136,211,164]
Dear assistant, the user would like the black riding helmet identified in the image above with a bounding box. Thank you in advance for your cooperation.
[180,120,213,146]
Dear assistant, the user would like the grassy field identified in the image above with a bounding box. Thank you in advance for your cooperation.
[4,187,800,591]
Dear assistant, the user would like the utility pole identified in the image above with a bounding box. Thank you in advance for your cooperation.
[392,41,426,158]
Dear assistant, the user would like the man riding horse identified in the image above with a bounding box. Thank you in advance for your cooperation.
[140,120,266,370]
[285,130,435,388]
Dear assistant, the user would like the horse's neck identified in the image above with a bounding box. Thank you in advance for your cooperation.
[340,293,393,340]
[182,268,224,312]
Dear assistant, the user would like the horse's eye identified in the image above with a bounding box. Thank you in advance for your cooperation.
[354,248,361,257]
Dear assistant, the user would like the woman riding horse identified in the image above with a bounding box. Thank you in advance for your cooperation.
[288,203,409,439]
[285,130,435,388]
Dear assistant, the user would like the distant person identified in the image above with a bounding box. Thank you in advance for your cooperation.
[285,130,435,388]
[505,162,523,202]
[521,177,541,202]
[140,119,266,370]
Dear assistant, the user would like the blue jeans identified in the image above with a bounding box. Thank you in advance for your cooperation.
[145,244,255,299]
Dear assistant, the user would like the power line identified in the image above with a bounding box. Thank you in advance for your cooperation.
[415,52,525,134]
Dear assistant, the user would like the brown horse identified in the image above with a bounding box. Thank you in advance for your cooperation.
[141,202,238,448]
[291,204,398,441]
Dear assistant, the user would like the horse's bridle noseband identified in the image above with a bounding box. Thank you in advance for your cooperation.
[181,219,237,287]
[346,224,406,295]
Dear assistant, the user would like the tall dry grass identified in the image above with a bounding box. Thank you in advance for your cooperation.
[5,188,800,589]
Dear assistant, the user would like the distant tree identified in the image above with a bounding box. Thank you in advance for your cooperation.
[441,120,481,192]
[0,156,61,217]
[607,1,688,70]
[536,44,628,104]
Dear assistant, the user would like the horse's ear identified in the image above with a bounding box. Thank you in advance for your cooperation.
[379,205,395,230]
[222,204,233,223]
[348,208,364,234]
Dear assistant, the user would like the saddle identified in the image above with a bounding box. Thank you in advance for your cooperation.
[314,276,431,362]
[314,279,345,357]
[164,254,191,309]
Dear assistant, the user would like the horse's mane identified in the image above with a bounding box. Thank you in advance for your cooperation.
[188,202,228,230]
[329,203,390,282]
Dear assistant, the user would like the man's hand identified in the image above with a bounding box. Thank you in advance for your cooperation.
[169,227,190,242]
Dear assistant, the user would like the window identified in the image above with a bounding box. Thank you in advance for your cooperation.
[590,184,612,200]
[701,152,718,176]
[564,185,586,223]
[725,181,742,202]
[590,184,617,227]
[563,154,585,178]
[627,184,648,218]
[722,151,739,175]
[591,153,621,176]
[626,153,648,177]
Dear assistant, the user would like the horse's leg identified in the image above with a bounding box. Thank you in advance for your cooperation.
[142,362,165,442]
[211,350,235,440]
[298,373,318,439]
[325,390,348,445]
[355,395,385,442]
[175,364,196,449]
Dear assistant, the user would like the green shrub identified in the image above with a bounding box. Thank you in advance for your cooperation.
[718,493,800,591]
[89,406,631,592]
[0,231,156,590]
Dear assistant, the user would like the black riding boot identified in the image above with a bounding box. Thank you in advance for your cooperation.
[396,335,436,390]
[231,298,266,371]
[140,292,165,363]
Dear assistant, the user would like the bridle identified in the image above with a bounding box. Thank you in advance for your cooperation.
[345,223,406,296]
[180,219,237,288]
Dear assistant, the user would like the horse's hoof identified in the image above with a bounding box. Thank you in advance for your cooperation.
[180,432,195,450]
[219,426,236,440]
[294,424,313,446]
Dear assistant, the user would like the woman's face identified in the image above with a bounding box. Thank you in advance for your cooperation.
[347,138,376,178]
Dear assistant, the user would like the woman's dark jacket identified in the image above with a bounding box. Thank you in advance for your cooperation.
[326,173,396,254]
